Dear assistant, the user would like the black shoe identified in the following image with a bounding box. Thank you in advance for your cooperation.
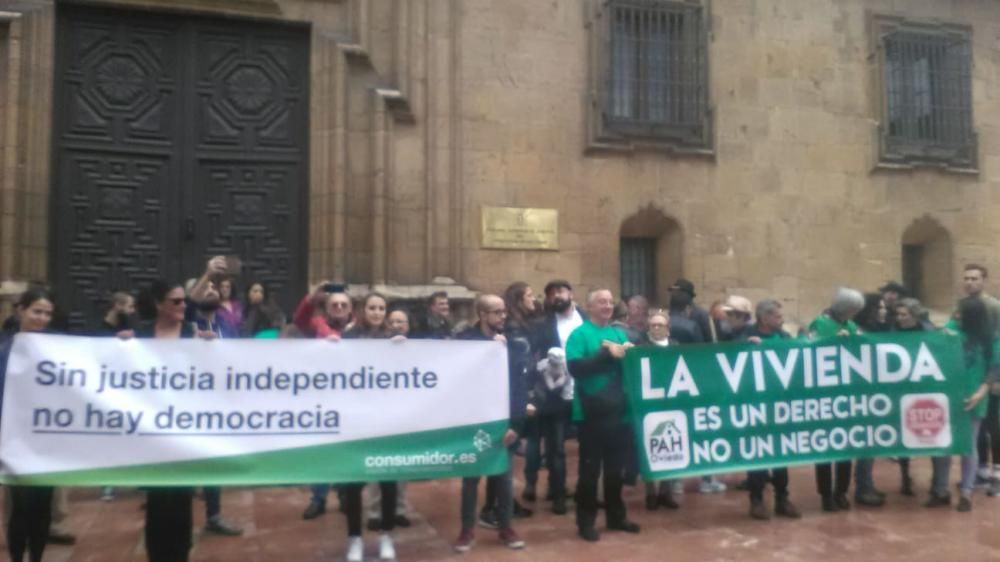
[645,494,659,511]
[607,520,641,533]
[834,494,851,511]
[367,518,381,531]
[552,497,567,515]
[872,488,887,499]
[855,492,885,507]
[204,517,244,536]
[394,514,412,528]
[302,500,326,520]
[578,527,600,542]
[821,495,836,512]
[924,493,951,508]
[522,484,536,502]
[512,500,533,518]
[957,497,972,512]
[749,499,770,520]
[658,494,680,510]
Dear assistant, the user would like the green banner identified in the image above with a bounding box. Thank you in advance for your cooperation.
[625,332,972,479]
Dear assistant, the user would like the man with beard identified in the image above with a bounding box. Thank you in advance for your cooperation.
[185,258,245,536]
[453,295,526,552]
[538,280,587,351]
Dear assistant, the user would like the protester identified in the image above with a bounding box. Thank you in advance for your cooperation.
[341,293,398,562]
[641,310,680,511]
[669,279,716,342]
[879,281,907,329]
[98,291,135,337]
[567,289,640,542]
[300,286,353,520]
[538,280,586,350]
[293,283,353,339]
[420,291,453,339]
[808,288,864,512]
[928,297,995,512]
[667,289,704,344]
[1,288,56,562]
[453,295,526,552]
[240,281,286,337]
[366,306,413,530]
[134,279,212,562]
[216,277,243,330]
[962,264,1000,489]
[855,292,888,333]
[742,299,802,520]
[720,295,753,342]
[889,297,933,497]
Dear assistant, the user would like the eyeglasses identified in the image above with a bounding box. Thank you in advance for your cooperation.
[329,301,350,309]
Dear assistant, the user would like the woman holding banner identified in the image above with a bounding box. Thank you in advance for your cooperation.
[0,288,55,562]
[927,297,994,512]
[341,292,399,562]
[133,280,212,562]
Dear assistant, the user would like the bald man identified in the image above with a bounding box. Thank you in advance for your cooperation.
[452,295,526,553]
[566,289,641,542]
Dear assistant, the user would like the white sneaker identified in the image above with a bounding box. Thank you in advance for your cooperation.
[378,534,396,561]
[345,536,364,562]
[979,466,992,480]
[671,480,685,495]
[712,480,728,493]
[992,465,1000,479]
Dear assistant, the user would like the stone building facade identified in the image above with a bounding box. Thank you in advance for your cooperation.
[1,0,999,326]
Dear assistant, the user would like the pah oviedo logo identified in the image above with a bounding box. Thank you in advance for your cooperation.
[901,393,952,449]
[643,411,690,471]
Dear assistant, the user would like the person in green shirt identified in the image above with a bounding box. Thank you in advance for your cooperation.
[808,288,868,512]
[565,289,640,542]
[928,296,995,512]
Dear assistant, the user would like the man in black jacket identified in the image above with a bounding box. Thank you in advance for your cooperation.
[452,295,526,553]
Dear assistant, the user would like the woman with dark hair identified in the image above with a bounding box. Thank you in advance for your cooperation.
[131,280,210,562]
[927,296,995,512]
[240,281,286,337]
[341,292,398,561]
[216,278,243,330]
[855,292,887,333]
[1,288,55,562]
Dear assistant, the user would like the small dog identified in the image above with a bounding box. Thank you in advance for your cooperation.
[537,347,573,401]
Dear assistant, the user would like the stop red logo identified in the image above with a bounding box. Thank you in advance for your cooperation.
[905,399,946,441]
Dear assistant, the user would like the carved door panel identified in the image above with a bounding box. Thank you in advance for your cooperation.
[52,6,308,329]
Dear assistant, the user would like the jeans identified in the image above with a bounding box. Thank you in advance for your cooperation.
[576,420,629,531]
[310,484,330,505]
[854,458,876,497]
[203,486,221,519]
[978,395,1000,467]
[524,413,568,499]
[461,452,513,531]
[933,417,983,497]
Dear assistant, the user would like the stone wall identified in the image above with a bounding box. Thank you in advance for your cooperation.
[451,0,1000,323]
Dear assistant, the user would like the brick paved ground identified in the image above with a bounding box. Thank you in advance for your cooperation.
[12,446,1000,562]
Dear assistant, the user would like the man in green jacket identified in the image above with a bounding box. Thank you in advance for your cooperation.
[566,289,641,542]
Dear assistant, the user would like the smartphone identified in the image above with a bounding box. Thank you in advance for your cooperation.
[323,282,346,293]
[224,255,243,277]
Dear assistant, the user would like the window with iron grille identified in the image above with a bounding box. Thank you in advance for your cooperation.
[875,17,976,171]
[620,237,657,302]
[587,0,711,152]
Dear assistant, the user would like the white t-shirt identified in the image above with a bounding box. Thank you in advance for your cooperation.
[651,338,670,347]
[556,307,584,348]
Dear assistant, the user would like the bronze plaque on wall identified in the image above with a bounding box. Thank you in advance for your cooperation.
[481,206,559,251]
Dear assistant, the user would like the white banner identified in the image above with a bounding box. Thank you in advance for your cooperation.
[0,334,511,485]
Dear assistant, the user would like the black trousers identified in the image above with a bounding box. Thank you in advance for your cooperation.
[978,395,1000,466]
[815,461,852,497]
[575,420,629,531]
[145,488,193,562]
[7,485,53,562]
[344,482,397,536]
[747,468,788,501]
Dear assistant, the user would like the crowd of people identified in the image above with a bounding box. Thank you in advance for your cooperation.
[0,256,998,562]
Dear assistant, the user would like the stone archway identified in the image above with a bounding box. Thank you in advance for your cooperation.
[619,207,683,306]
[901,215,953,310]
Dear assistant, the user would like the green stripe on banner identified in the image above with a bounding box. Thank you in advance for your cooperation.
[0,420,510,486]
[625,332,973,480]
